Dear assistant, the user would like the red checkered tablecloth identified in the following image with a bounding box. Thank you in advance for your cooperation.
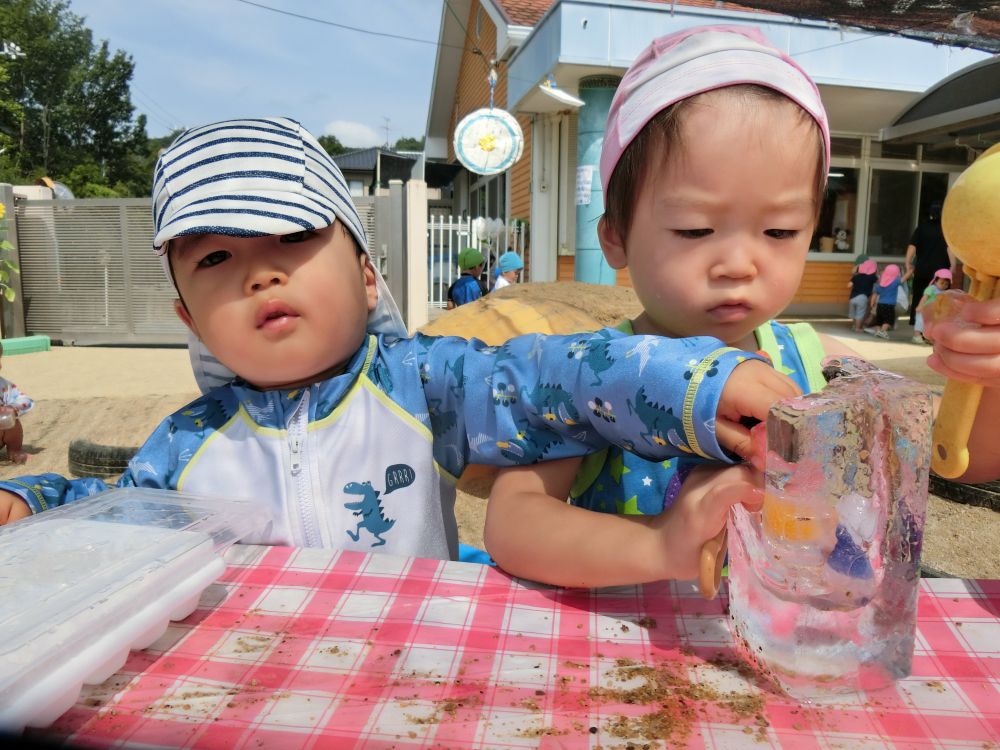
[39,545,1000,749]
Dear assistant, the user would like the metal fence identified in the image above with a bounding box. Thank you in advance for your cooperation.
[8,187,439,344]
[427,216,526,308]
[15,198,187,345]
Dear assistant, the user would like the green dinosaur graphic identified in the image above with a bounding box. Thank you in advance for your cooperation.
[569,329,615,386]
[520,382,579,425]
[626,386,690,452]
[445,353,465,397]
[496,419,565,463]
[427,397,458,437]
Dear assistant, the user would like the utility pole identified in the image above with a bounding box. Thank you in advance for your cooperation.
[382,116,391,149]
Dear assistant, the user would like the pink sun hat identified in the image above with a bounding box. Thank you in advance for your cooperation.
[599,25,831,195]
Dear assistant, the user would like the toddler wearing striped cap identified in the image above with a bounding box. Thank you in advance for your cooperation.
[0,117,794,562]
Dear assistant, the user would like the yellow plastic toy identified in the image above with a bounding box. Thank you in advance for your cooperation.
[932,142,1000,478]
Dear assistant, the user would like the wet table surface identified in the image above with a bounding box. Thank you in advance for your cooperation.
[39,545,1000,749]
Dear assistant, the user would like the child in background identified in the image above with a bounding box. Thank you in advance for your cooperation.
[912,268,951,344]
[446,247,486,308]
[0,341,33,464]
[865,263,903,339]
[484,25,870,588]
[847,259,878,333]
[492,251,524,291]
[0,117,794,559]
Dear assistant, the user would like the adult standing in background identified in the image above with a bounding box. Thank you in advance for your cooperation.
[904,201,955,326]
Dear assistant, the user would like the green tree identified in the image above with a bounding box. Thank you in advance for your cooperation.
[317,133,347,156]
[0,63,25,184]
[394,135,424,152]
[0,0,148,195]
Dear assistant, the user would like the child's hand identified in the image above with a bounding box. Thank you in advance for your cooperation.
[0,490,30,525]
[716,359,800,464]
[925,294,1000,388]
[653,464,762,581]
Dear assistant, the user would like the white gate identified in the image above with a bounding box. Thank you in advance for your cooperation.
[427,216,526,308]
[14,198,187,344]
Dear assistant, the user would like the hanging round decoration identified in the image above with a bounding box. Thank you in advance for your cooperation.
[453,107,524,176]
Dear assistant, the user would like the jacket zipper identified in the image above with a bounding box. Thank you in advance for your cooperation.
[288,390,320,546]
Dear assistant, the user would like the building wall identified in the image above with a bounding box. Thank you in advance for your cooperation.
[509,113,532,220]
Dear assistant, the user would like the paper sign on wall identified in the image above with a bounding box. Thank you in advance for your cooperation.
[575,165,594,206]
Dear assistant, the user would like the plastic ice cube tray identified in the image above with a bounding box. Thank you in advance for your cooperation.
[0,487,269,732]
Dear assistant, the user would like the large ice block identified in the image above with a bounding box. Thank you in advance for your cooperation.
[728,356,933,700]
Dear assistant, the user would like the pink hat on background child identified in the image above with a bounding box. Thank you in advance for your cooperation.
[879,264,901,286]
[858,260,878,275]
[599,25,831,195]
[933,268,953,281]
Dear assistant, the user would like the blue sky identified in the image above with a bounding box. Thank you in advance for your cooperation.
[68,0,444,146]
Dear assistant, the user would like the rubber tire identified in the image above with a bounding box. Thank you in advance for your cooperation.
[68,440,139,478]
[929,475,1000,513]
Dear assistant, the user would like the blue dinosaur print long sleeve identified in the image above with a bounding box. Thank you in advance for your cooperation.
[382,330,758,477]
[0,330,761,558]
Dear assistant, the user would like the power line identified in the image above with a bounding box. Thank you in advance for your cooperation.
[232,0,465,51]
[130,84,184,131]
[129,93,177,133]
[443,0,494,73]
[132,105,176,135]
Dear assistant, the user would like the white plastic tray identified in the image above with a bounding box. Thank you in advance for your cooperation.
[0,487,269,732]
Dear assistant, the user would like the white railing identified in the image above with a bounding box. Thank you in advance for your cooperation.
[427,216,527,308]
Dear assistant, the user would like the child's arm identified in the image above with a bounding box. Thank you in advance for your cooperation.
[0,490,32,524]
[925,296,1000,483]
[817,333,863,359]
[0,472,117,521]
[0,380,33,416]
[904,243,916,280]
[0,410,187,523]
[484,459,761,587]
[406,330,798,475]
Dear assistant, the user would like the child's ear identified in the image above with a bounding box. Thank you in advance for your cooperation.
[598,216,628,270]
[174,299,200,337]
[362,255,378,313]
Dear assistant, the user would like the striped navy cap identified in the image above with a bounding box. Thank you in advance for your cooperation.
[152,117,366,255]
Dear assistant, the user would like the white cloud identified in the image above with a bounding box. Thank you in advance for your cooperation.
[325,120,383,149]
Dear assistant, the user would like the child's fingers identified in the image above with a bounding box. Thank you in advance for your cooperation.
[703,477,763,525]
[960,298,1000,326]
[714,418,754,461]
[690,464,762,515]
[722,362,800,422]
[932,321,1000,356]
[927,352,1000,386]
[739,484,764,511]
